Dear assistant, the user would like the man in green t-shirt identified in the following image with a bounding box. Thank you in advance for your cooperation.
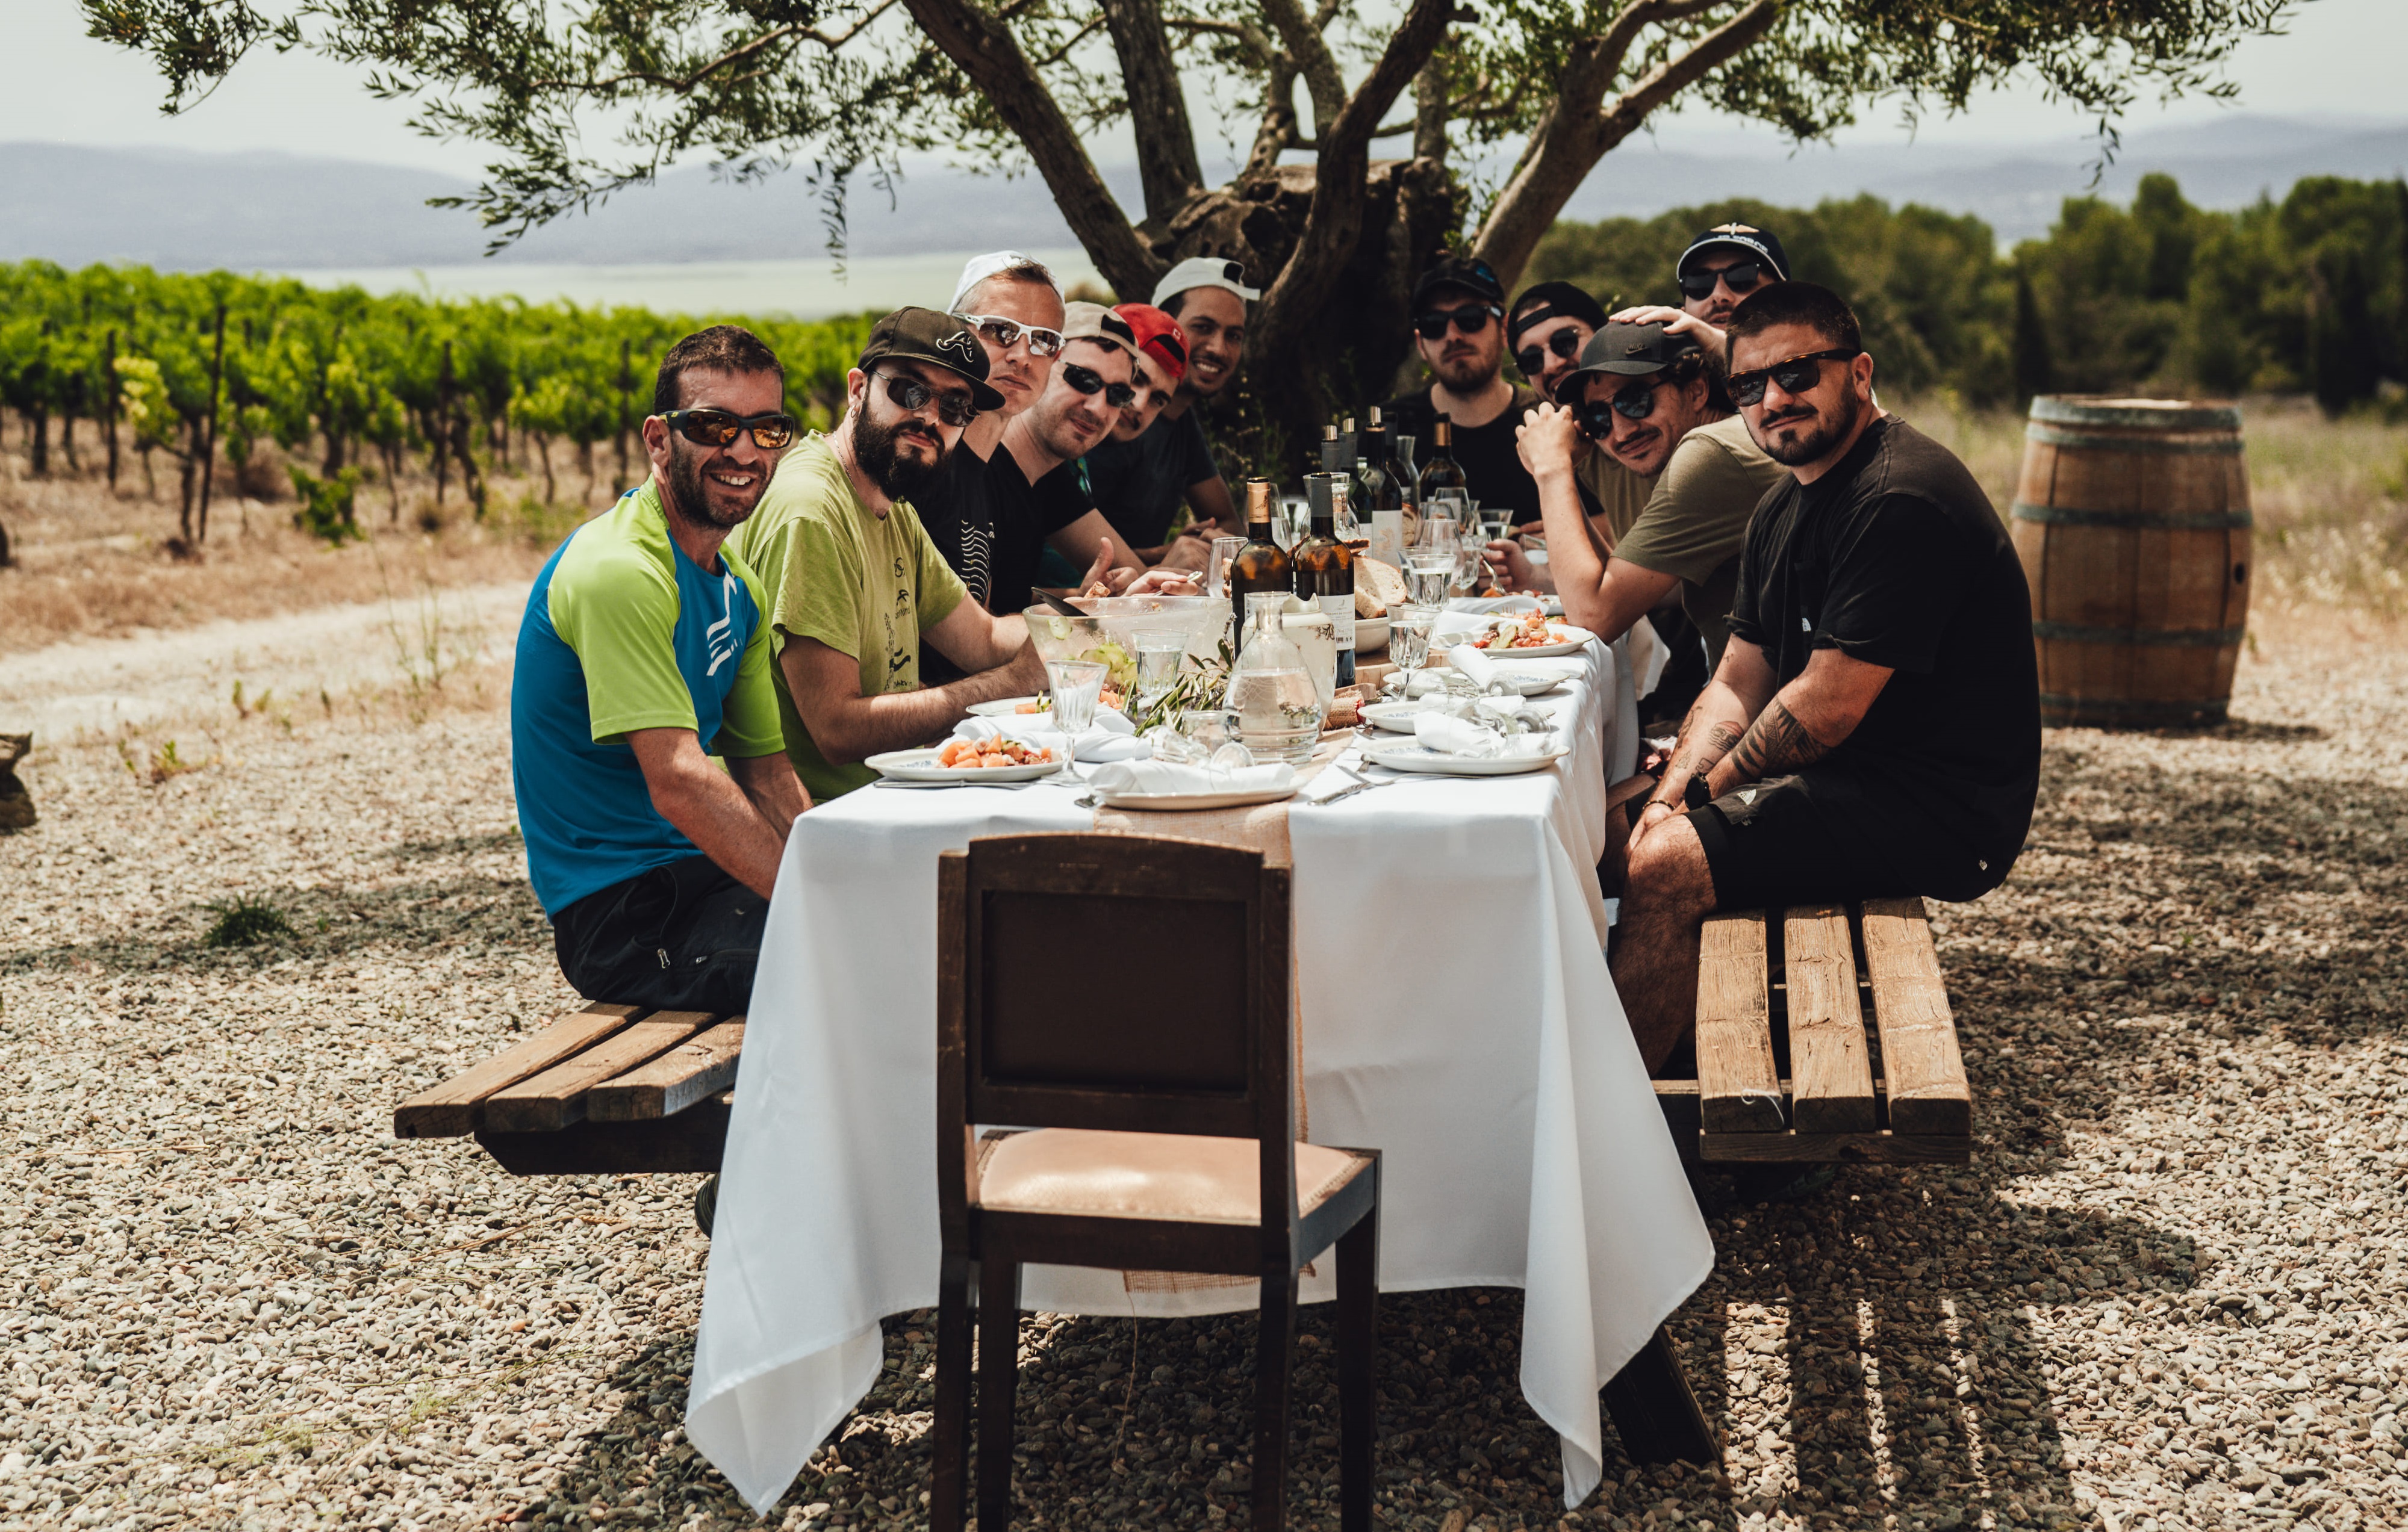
[727,308,1047,800]
[1514,319,1785,671]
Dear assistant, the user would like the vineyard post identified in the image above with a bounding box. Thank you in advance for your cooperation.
[435,340,454,507]
[196,301,226,545]
[103,329,119,494]
[615,338,632,496]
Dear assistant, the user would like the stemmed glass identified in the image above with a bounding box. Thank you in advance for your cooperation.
[1390,604,1437,698]
[1047,660,1107,736]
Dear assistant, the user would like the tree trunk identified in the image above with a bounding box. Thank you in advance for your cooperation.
[198,302,226,545]
[538,432,558,506]
[385,442,405,523]
[103,330,120,494]
[615,338,633,496]
[27,410,48,479]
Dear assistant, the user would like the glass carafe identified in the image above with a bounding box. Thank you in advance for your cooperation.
[1224,592,1321,765]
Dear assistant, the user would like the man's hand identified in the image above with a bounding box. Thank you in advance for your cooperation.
[626,729,792,899]
[1482,538,1544,594]
[1516,401,1584,480]
[1608,305,1726,356]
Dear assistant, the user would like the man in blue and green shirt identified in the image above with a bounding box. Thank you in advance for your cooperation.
[511,325,810,1018]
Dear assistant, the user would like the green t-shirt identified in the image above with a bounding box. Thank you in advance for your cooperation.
[1576,450,1655,545]
[725,435,969,801]
[1611,414,1788,668]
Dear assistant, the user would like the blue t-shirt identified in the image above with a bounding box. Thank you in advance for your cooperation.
[510,483,784,916]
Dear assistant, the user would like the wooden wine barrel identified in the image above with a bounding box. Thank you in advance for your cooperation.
[2009,396,2251,728]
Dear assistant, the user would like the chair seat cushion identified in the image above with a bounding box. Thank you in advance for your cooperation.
[975,1129,1368,1225]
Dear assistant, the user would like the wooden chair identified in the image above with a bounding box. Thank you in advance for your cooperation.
[929,834,1383,1532]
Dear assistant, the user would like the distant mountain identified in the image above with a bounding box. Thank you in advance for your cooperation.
[4,114,2403,271]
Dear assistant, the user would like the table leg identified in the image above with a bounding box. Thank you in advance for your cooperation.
[1600,1324,1718,1465]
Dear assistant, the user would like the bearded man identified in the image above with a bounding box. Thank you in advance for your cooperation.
[511,324,810,1016]
[724,307,1047,802]
[1380,255,1545,524]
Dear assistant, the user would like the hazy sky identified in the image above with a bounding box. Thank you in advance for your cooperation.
[11,0,2404,178]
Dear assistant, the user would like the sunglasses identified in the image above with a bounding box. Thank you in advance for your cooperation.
[1514,327,1585,377]
[1572,381,1662,438]
[1678,260,1770,302]
[1060,361,1137,409]
[953,312,1065,359]
[1728,348,1860,408]
[1414,303,1501,340]
[659,408,798,451]
[874,370,977,427]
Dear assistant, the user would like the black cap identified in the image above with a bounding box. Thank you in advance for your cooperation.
[1507,281,1608,346]
[1411,254,1507,310]
[858,306,1006,412]
[1570,320,1702,379]
[1677,222,1789,282]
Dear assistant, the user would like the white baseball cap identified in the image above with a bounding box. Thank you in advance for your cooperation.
[1151,256,1260,308]
[948,251,1063,314]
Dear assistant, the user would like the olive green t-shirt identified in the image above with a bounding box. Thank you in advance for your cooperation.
[724,435,969,802]
[1611,414,1788,668]
[1576,450,1655,545]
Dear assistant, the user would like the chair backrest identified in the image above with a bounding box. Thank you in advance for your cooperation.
[938,834,1298,1239]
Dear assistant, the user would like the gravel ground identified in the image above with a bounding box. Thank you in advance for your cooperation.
[3,598,2407,1532]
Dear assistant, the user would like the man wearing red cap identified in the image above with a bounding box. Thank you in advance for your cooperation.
[1082,270,1246,562]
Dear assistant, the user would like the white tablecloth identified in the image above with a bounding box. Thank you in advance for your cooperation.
[687,636,1711,1515]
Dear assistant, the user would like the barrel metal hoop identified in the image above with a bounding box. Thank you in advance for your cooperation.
[2032,621,2245,648]
[2029,397,2244,432]
[2040,692,2232,725]
[2010,501,2253,531]
[2024,425,2244,454]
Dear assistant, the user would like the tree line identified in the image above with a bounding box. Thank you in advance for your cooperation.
[1528,171,2408,415]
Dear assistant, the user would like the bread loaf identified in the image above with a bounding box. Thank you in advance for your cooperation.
[1354,557,1407,616]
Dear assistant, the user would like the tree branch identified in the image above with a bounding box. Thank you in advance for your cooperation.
[1097,0,1204,218]
[1244,58,1304,179]
[1258,0,1348,135]
[1472,0,1781,287]
[525,1,900,94]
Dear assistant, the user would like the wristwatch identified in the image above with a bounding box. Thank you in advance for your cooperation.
[1681,775,1714,811]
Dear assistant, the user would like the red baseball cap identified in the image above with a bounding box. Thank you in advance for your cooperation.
[1113,303,1187,383]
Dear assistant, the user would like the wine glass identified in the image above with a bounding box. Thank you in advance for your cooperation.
[1206,535,1246,599]
[1391,604,1437,696]
[1133,634,1185,721]
[1048,660,1107,736]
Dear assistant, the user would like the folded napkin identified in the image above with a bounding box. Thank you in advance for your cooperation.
[1412,712,1551,760]
[1448,643,1501,691]
[1085,759,1296,796]
[1442,595,1542,616]
[952,712,1147,763]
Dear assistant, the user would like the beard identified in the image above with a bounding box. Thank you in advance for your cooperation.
[665,442,760,530]
[1756,387,1861,467]
[1433,347,1498,392]
[855,407,947,500]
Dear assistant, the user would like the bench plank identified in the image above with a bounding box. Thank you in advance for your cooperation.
[481,1013,713,1134]
[1782,905,1878,1133]
[587,1020,747,1122]
[1694,913,1784,1133]
[1859,898,1974,1137]
[1699,1130,1970,1165]
[479,1094,735,1176]
[393,1004,647,1139]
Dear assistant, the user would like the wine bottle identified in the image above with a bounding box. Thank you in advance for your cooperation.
[1229,477,1294,634]
[1318,423,1345,475]
[1356,410,1396,516]
[1294,474,1357,687]
[1420,414,1468,503]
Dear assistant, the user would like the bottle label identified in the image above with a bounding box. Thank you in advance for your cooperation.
[1319,594,1356,686]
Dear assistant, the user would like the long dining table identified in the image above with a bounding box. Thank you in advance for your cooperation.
[685,630,1713,1516]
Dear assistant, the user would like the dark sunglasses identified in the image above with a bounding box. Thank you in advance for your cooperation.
[1678,261,1770,302]
[1728,348,1860,408]
[874,370,977,427]
[659,408,798,450]
[1414,303,1501,340]
[953,312,1064,359]
[1514,327,1585,377]
[1572,381,1661,438]
[1060,361,1137,409]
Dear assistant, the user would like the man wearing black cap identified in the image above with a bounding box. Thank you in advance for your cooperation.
[1381,255,1545,524]
[1613,281,2039,1072]
[1505,281,1650,544]
[726,306,1046,802]
[1611,220,1793,355]
[1516,319,1784,672]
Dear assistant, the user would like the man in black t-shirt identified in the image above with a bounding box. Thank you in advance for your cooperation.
[1613,282,2041,1070]
[1381,255,1547,524]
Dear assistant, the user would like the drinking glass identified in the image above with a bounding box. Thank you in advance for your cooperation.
[1133,634,1186,719]
[1426,489,1470,535]
[1047,660,1108,735]
[1407,559,1452,607]
[1479,508,1511,545]
[1206,535,1246,599]
[1391,604,1437,693]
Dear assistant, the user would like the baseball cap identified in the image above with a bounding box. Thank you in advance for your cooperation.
[858,306,1006,412]
[1151,256,1260,308]
[1113,303,1188,382]
[1676,222,1790,282]
[1411,254,1507,311]
[1569,320,1703,380]
[1507,281,1608,346]
[947,250,1063,314]
[1060,302,1140,361]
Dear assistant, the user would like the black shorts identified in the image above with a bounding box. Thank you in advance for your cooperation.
[1686,771,1920,911]
[551,855,767,1016]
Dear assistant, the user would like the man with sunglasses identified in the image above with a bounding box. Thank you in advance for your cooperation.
[1514,320,1784,673]
[1080,302,1215,560]
[1501,281,1650,544]
[726,307,1049,802]
[1613,282,2040,1073]
[1609,220,1791,358]
[1083,259,1251,562]
[511,324,807,1026]
[1381,255,1545,525]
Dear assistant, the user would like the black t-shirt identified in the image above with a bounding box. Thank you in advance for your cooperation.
[1084,409,1221,549]
[1381,385,1546,525]
[914,445,998,685]
[987,450,1091,620]
[1725,415,2041,898]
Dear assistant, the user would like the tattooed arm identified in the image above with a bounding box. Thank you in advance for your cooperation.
[1642,639,1781,816]
[1704,647,1896,796]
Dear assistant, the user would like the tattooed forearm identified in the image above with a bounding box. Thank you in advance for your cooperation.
[1726,698,1832,784]
[1673,720,1745,779]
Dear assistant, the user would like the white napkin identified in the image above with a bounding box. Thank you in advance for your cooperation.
[1412,712,1550,760]
[1085,759,1296,796]
[1443,595,1542,616]
[1448,644,1500,691]
[952,712,1147,763]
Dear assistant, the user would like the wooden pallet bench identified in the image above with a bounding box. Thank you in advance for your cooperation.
[393,1003,744,1175]
[1652,897,1973,1165]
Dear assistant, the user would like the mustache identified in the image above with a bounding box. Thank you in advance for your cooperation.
[1761,406,1815,428]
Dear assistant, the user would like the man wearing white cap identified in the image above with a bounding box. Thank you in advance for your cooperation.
[1082,256,1254,559]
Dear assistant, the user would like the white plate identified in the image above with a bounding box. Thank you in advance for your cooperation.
[1096,786,1298,811]
[866,747,1067,783]
[966,696,1047,718]
[1361,700,1442,733]
[1386,669,1563,699]
[1358,741,1571,777]
[1464,624,1596,660]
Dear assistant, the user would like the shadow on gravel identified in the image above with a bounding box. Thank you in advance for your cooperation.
[391,828,526,862]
